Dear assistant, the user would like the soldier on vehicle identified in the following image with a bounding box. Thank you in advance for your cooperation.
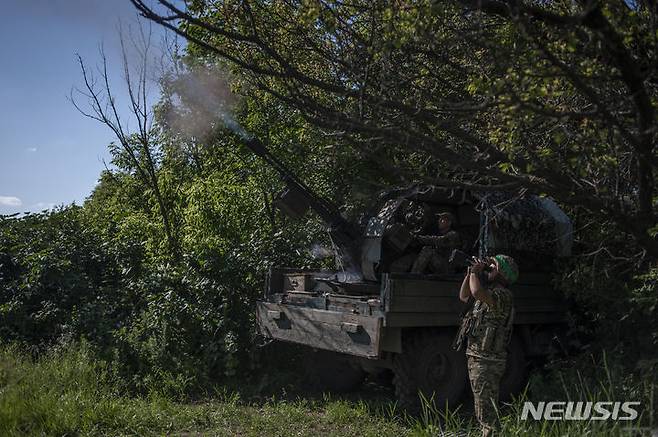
[457,254,518,437]
[410,211,460,274]
[389,210,460,273]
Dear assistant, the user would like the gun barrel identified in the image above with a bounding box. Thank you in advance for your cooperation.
[240,136,361,264]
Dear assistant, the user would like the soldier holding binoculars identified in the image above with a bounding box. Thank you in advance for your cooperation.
[456,254,519,437]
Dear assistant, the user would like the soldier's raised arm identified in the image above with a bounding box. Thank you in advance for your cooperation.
[459,267,472,303]
[468,261,496,306]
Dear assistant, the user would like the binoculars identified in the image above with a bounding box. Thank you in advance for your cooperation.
[469,256,495,273]
[449,250,495,273]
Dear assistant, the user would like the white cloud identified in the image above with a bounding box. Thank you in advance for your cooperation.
[33,202,55,210]
[0,196,22,207]
[26,147,37,152]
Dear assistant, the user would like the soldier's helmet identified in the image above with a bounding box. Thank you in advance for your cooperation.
[493,254,519,285]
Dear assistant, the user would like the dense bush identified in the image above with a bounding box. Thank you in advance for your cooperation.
[0,207,118,347]
[0,106,343,394]
[0,201,315,393]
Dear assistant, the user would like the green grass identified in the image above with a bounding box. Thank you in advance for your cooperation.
[0,344,407,436]
[0,344,655,436]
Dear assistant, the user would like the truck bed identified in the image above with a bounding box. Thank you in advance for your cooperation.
[257,268,567,359]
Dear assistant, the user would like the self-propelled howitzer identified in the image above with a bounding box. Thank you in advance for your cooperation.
[253,166,572,412]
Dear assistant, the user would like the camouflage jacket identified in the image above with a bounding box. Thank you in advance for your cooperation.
[416,230,460,250]
[465,286,514,362]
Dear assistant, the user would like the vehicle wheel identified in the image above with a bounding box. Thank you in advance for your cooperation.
[499,333,528,401]
[392,329,468,414]
[303,349,366,393]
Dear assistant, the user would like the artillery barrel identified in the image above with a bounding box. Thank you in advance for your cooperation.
[241,136,361,267]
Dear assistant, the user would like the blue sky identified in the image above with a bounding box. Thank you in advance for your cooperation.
[0,0,172,215]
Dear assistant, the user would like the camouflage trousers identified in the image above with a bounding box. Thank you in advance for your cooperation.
[410,246,448,274]
[467,355,506,437]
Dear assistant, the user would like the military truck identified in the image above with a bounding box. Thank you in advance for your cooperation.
[245,136,571,411]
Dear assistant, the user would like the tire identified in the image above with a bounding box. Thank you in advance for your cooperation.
[499,333,528,401]
[393,328,469,414]
[303,349,366,393]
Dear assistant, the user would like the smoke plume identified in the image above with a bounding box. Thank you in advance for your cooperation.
[309,244,334,259]
[162,64,246,141]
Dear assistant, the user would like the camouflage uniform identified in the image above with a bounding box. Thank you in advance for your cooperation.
[411,230,460,274]
[465,286,514,437]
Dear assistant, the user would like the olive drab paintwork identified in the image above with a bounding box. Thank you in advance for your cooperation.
[239,129,571,411]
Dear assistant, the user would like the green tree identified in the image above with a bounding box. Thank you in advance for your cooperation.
[131,0,657,258]
[71,25,180,257]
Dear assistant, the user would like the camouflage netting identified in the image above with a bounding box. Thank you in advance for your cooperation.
[478,192,572,258]
[368,185,573,274]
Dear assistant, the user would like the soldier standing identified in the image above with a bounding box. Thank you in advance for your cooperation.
[457,254,518,437]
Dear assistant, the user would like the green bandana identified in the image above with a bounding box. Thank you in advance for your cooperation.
[494,254,518,284]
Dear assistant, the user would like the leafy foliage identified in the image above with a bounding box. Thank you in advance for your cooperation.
[134,0,658,257]
[0,76,349,391]
[1,0,657,406]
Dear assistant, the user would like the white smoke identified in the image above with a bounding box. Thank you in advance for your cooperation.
[335,270,363,283]
[309,244,334,259]
[162,64,247,141]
